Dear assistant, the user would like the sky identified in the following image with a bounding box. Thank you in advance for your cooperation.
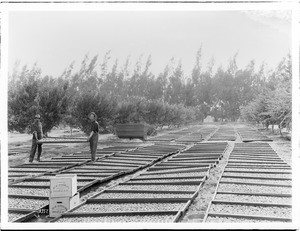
[8,9,292,78]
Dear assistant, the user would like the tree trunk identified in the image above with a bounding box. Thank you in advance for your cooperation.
[265,120,269,130]
[278,124,282,136]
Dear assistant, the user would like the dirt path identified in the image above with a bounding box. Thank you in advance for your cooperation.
[179,142,234,222]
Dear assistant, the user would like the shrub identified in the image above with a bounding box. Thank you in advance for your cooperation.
[73,92,117,134]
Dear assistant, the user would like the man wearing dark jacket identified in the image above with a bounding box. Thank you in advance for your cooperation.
[29,114,43,163]
[87,112,99,161]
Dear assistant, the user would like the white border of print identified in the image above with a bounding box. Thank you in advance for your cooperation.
[1,0,299,230]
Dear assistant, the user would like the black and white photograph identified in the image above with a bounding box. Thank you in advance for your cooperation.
[0,0,299,229]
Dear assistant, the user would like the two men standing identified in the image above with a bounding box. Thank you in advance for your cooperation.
[29,112,99,162]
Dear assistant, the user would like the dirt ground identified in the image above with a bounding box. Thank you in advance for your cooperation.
[8,129,146,167]
[6,123,293,223]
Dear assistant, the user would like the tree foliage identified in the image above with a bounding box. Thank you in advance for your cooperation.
[8,49,291,135]
[240,54,292,133]
[8,65,69,135]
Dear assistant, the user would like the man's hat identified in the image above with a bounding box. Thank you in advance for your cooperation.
[88,112,97,119]
[35,114,41,119]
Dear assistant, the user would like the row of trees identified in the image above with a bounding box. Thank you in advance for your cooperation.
[73,94,197,134]
[8,48,292,135]
[240,54,292,134]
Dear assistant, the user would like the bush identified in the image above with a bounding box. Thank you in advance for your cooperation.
[114,98,198,129]
[73,92,117,134]
[114,99,144,124]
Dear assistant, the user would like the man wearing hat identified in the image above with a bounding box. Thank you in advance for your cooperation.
[87,112,99,161]
[29,114,43,163]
